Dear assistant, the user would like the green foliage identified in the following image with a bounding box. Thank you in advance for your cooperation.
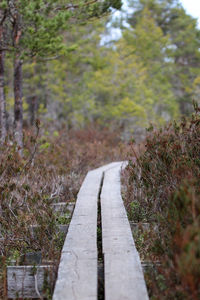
[39,141,51,150]
[32,13,178,137]
[128,0,200,115]
[2,0,122,60]
[3,0,200,138]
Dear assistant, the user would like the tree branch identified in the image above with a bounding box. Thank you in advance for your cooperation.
[0,47,12,51]
[0,10,7,26]
[54,0,98,11]
[37,55,62,62]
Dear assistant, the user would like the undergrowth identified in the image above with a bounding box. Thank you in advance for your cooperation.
[123,108,200,300]
[0,124,128,299]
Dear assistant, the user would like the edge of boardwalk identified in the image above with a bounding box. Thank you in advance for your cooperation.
[53,162,122,300]
[53,161,148,300]
[101,163,149,300]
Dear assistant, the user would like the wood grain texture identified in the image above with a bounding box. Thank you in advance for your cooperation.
[7,265,53,299]
[53,162,122,300]
[51,202,75,215]
[101,163,149,300]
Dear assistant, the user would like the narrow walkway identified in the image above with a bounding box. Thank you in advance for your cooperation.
[53,162,148,300]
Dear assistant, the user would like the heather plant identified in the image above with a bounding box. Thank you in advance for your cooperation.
[123,107,200,299]
[0,124,127,298]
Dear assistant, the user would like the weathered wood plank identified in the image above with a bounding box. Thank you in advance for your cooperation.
[130,222,158,234]
[53,162,122,300]
[29,224,69,238]
[7,265,54,299]
[142,261,161,272]
[51,202,75,215]
[101,163,149,300]
[130,222,150,232]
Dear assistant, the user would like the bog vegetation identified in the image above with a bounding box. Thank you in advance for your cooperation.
[0,125,128,298]
[1,0,200,143]
[122,106,200,299]
[0,0,200,299]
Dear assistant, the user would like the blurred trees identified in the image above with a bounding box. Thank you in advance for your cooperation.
[0,0,72,149]
[0,0,122,150]
[2,0,200,142]
[128,0,200,114]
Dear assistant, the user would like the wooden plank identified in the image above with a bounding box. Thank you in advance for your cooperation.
[29,224,69,238]
[53,162,122,300]
[57,224,69,235]
[7,265,54,299]
[101,163,149,300]
[129,222,158,233]
[142,261,161,272]
[130,222,150,232]
[51,202,75,215]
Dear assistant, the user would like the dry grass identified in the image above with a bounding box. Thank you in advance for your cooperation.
[0,124,128,299]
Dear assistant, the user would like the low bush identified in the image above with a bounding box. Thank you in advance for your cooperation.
[123,109,200,300]
[0,124,128,299]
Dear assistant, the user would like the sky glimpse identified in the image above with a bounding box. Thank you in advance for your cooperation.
[180,0,200,25]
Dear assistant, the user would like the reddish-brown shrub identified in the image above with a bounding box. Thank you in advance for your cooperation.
[123,110,200,299]
[0,124,128,299]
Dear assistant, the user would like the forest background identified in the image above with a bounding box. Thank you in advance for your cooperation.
[1,0,200,145]
[0,1,200,299]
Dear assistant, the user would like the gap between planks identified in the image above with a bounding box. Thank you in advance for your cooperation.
[53,161,148,300]
[53,162,122,300]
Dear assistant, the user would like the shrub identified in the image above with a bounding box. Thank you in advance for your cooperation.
[0,124,128,299]
[123,109,200,299]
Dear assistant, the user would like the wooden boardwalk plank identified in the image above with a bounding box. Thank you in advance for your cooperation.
[7,265,53,299]
[51,202,75,215]
[53,162,122,300]
[101,163,149,300]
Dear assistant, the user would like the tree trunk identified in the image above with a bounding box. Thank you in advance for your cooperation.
[0,9,7,143]
[28,95,37,126]
[12,7,23,154]
[14,53,23,154]
[0,49,6,143]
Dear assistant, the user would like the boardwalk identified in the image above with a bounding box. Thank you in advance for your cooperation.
[53,162,148,300]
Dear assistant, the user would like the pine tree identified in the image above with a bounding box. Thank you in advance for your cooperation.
[35,14,178,136]
[3,0,122,152]
[128,0,200,114]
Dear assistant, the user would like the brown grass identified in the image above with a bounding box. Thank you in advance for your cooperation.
[0,124,128,299]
